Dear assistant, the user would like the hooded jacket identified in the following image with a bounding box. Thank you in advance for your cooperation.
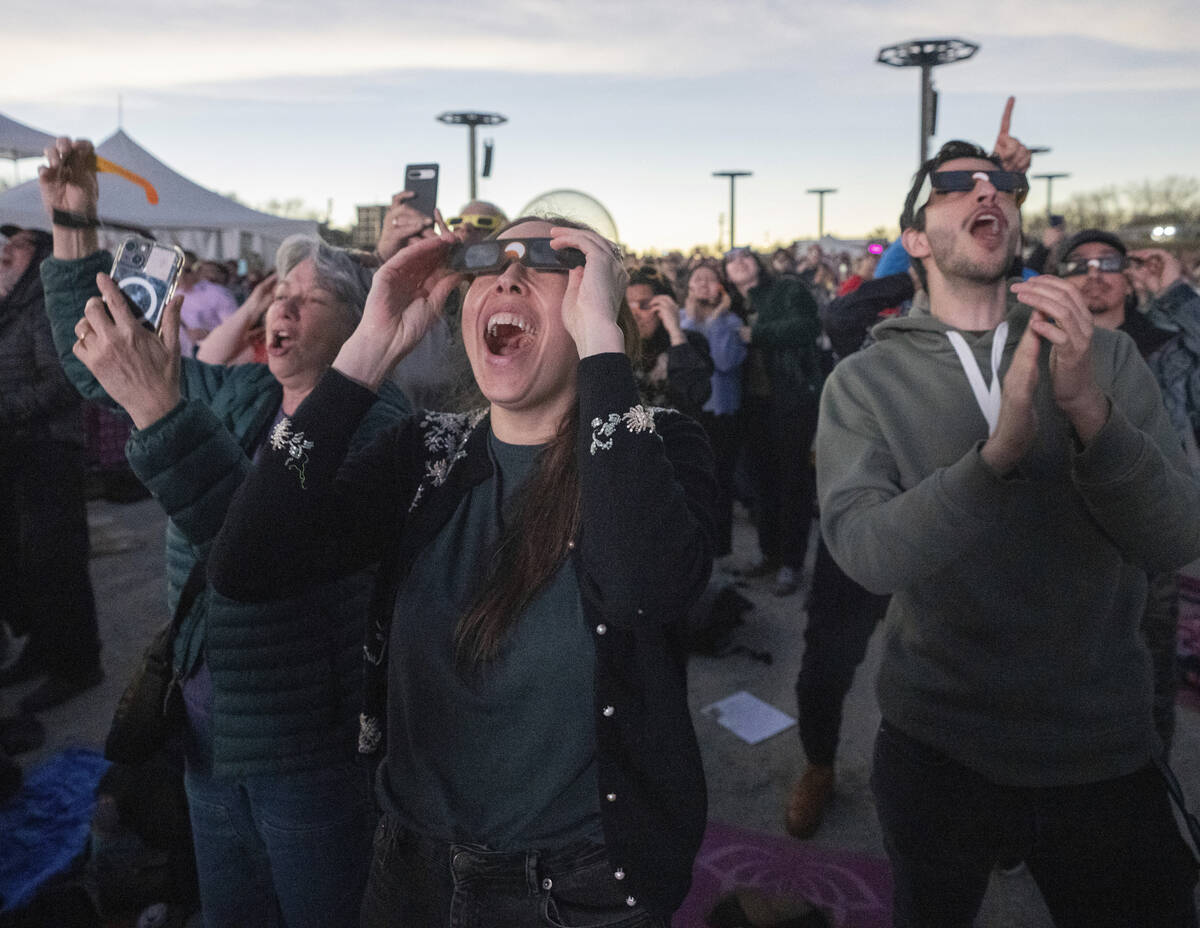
[817,298,1200,786]
[0,234,83,445]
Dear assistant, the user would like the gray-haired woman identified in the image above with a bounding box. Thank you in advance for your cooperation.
[39,137,408,928]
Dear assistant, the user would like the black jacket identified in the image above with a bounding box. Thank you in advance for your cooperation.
[1,238,83,444]
[210,353,715,916]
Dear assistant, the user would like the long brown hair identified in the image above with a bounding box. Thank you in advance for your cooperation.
[454,216,636,668]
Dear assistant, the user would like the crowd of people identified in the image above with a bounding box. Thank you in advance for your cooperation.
[2,94,1200,927]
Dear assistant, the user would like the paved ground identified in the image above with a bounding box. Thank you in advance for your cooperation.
[6,496,1200,925]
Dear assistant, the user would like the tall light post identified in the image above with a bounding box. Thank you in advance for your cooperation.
[436,111,507,201]
[712,171,752,250]
[877,38,979,169]
[1033,172,1070,220]
[806,188,837,239]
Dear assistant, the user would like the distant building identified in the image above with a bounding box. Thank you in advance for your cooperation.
[353,204,387,248]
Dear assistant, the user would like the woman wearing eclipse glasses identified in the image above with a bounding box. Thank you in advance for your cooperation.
[209,216,716,926]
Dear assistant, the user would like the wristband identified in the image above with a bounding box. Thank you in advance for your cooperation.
[52,209,99,229]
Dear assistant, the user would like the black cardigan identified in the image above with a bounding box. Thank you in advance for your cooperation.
[210,352,715,916]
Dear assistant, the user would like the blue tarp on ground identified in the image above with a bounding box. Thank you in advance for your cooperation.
[0,747,109,912]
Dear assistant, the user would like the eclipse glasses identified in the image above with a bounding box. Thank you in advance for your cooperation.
[446,214,503,232]
[447,238,585,275]
[916,169,1030,211]
[1058,255,1128,277]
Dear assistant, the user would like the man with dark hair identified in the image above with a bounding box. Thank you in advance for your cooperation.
[0,225,103,712]
[1057,228,1200,754]
[816,120,1200,925]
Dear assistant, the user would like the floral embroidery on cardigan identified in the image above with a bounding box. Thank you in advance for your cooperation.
[406,409,488,513]
[358,712,383,755]
[269,417,315,487]
[589,405,671,455]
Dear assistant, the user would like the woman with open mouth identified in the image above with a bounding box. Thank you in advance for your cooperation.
[39,137,409,927]
[210,217,716,926]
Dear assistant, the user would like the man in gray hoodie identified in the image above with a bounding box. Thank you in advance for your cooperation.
[816,139,1200,927]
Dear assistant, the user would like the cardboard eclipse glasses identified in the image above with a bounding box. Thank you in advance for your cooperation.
[1058,255,1128,277]
[917,169,1030,211]
[448,238,585,275]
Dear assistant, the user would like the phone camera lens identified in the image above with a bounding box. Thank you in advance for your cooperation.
[130,252,145,267]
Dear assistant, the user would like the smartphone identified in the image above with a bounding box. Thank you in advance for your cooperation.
[404,163,439,218]
[109,236,186,332]
[1049,214,1065,228]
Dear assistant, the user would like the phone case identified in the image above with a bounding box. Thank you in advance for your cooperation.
[109,237,186,331]
[404,163,439,218]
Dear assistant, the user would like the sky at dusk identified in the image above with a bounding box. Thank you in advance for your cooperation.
[5,0,1200,252]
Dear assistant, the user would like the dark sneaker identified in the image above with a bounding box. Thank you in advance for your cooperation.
[20,665,104,713]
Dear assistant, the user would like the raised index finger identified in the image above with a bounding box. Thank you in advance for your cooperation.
[998,96,1015,138]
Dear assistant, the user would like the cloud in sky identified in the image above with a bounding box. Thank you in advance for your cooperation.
[6,1,1199,250]
[7,0,1200,104]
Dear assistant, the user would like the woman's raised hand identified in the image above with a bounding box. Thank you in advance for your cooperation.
[550,227,627,359]
[334,230,461,391]
[39,137,99,219]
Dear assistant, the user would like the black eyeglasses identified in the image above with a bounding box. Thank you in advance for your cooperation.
[1059,255,1128,276]
[447,238,585,274]
[917,170,1030,209]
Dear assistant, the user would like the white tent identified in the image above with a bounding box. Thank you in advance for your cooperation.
[0,128,318,264]
[0,111,57,161]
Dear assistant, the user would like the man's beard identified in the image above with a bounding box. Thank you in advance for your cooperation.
[926,223,1019,286]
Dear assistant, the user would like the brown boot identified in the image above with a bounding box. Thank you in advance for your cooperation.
[785,764,835,839]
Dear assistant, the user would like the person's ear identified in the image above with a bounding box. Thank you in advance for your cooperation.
[901,226,930,261]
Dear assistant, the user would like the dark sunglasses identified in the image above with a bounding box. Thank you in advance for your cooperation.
[918,170,1030,209]
[1059,255,1128,276]
[447,238,585,274]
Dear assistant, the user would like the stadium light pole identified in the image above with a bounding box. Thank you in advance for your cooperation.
[806,188,837,239]
[437,111,508,201]
[1033,172,1070,220]
[877,38,979,169]
[712,171,752,250]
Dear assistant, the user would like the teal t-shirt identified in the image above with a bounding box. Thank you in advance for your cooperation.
[379,430,602,848]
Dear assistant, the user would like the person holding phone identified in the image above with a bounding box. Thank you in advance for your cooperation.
[208,217,715,926]
[679,260,747,560]
[38,137,409,928]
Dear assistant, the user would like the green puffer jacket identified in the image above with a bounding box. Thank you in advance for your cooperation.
[43,250,411,776]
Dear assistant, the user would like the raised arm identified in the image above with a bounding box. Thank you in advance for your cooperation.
[195,272,277,365]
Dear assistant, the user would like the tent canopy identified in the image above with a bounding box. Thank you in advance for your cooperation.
[0,128,317,262]
[0,112,57,161]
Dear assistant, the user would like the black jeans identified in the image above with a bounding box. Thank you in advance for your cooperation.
[0,441,100,675]
[741,394,817,570]
[360,813,666,928]
[697,411,741,558]
[795,539,888,766]
[872,721,1198,928]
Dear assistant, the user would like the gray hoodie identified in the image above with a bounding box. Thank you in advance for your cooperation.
[816,298,1200,786]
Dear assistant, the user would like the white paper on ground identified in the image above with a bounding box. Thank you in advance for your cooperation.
[700,690,797,745]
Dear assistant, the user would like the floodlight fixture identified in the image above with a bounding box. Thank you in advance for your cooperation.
[877,38,979,167]
[806,188,838,238]
[713,171,753,250]
[1033,172,1070,218]
[437,111,508,200]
